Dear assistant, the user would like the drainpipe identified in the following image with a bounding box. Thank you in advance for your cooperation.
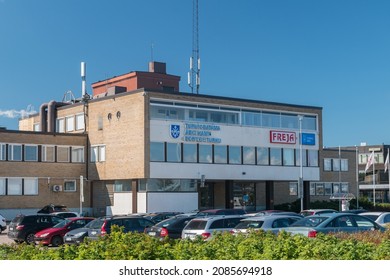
[47,100,57,133]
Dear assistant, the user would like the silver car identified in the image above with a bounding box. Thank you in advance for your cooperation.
[231,215,303,235]
[181,215,244,240]
[359,212,390,226]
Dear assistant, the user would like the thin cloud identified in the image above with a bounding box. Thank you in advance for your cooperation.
[0,106,37,119]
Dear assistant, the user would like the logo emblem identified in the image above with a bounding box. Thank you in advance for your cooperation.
[170,124,180,139]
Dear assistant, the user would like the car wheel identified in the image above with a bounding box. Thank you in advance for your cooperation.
[51,236,63,247]
[25,233,35,244]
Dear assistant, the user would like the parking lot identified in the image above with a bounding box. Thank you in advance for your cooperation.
[0,228,14,245]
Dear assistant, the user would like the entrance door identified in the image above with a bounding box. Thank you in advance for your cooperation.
[233,182,255,212]
[199,182,214,209]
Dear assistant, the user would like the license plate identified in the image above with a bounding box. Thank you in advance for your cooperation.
[9,227,13,231]
[65,237,71,241]
[91,231,97,235]
[148,232,156,236]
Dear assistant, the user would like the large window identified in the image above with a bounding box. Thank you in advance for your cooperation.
[8,144,22,161]
[257,147,269,165]
[183,143,197,163]
[57,146,70,162]
[75,114,85,131]
[42,145,55,162]
[214,145,227,164]
[0,143,6,161]
[24,145,38,161]
[114,180,131,192]
[57,118,65,133]
[199,144,212,163]
[296,149,307,167]
[167,143,181,162]
[24,178,38,195]
[243,147,256,165]
[72,147,84,163]
[0,178,5,195]
[228,146,241,164]
[270,148,282,166]
[8,178,22,195]
[66,116,74,132]
[150,142,164,162]
[144,179,196,192]
[91,145,106,162]
[283,148,295,166]
[308,150,318,167]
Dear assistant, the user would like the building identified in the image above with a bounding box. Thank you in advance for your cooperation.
[1,61,323,219]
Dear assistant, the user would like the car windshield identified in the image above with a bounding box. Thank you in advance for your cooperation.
[155,218,177,227]
[85,218,105,229]
[290,216,328,227]
[235,220,264,229]
[185,220,207,230]
[53,219,72,228]
[363,214,380,221]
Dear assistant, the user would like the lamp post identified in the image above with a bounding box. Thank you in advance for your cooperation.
[298,115,304,212]
[355,146,359,209]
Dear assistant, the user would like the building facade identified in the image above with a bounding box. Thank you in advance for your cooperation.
[1,62,325,218]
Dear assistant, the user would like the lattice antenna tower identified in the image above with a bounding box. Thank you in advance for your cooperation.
[188,0,200,94]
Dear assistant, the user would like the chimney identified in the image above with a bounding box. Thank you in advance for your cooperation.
[148,61,166,74]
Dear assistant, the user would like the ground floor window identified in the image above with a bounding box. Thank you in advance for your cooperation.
[139,179,197,192]
[233,183,255,212]
[64,180,76,192]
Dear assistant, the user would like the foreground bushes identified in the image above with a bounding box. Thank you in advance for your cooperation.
[1,228,390,260]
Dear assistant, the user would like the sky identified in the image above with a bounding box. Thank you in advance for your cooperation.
[1,0,390,148]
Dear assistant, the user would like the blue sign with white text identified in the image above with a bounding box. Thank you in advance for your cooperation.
[301,133,315,145]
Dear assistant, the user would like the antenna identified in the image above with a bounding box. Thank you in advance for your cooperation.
[188,0,200,94]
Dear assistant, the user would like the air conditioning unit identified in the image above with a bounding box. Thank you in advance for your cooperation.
[52,185,63,192]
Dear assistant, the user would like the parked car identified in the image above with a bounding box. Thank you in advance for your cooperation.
[0,213,7,233]
[51,212,79,218]
[182,215,245,240]
[145,215,195,239]
[34,217,94,246]
[196,208,247,217]
[143,212,183,224]
[359,212,390,226]
[63,219,99,245]
[248,210,303,218]
[7,214,65,244]
[300,209,338,217]
[37,204,69,214]
[86,215,155,241]
[281,212,386,237]
[231,215,303,235]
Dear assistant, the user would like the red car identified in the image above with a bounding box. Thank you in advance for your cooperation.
[34,217,94,246]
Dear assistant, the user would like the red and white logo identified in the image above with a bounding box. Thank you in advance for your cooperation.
[270,130,296,144]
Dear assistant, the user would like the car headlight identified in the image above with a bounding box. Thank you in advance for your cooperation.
[39,233,50,238]
[73,232,87,238]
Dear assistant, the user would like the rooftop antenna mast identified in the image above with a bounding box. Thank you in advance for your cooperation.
[188,0,200,94]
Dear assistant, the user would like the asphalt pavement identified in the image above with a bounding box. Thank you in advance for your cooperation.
[0,228,15,245]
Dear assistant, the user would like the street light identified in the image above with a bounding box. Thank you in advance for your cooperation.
[298,115,304,212]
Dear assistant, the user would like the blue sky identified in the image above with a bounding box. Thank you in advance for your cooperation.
[1,0,390,148]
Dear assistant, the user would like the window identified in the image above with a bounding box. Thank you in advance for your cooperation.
[57,118,65,133]
[0,143,6,161]
[257,147,269,165]
[315,183,324,195]
[24,178,38,195]
[228,146,241,164]
[71,147,84,163]
[8,144,22,161]
[57,146,70,162]
[302,116,317,130]
[114,180,131,192]
[199,144,212,163]
[66,116,74,132]
[283,148,295,166]
[183,143,197,163]
[91,145,106,162]
[281,114,298,129]
[33,123,40,131]
[243,147,256,165]
[308,150,318,167]
[333,183,340,194]
[75,114,85,131]
[324,158,332,171]
[64,180,76,192]
[0,178,5,195]
[24,145,38,161]
[324,183,332,195]
[262,112,280,127]
[341,183,349,193]
[270,148,282,166]
[296,149,307,167]
[42,145,55,162]
[146,179,196,192]
[150,142,164,162]
[98,115,103,130]
[167,143,181,162]
[289,182,298,196]
[214,145,227,164]
[8,178,22,195]
[333,159,340,171]
[341,159,348,171]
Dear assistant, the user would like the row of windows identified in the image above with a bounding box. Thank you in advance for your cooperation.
[0,178,76,196]
[323,158,349,172]
[33,114,85,133]
[289,182,349,196]
[150,102,317,131]
[0,143,84,163]
[359,153,384,164]
[150,142,319,167]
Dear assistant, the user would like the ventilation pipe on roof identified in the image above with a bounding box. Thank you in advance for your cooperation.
[39,103,48,132]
